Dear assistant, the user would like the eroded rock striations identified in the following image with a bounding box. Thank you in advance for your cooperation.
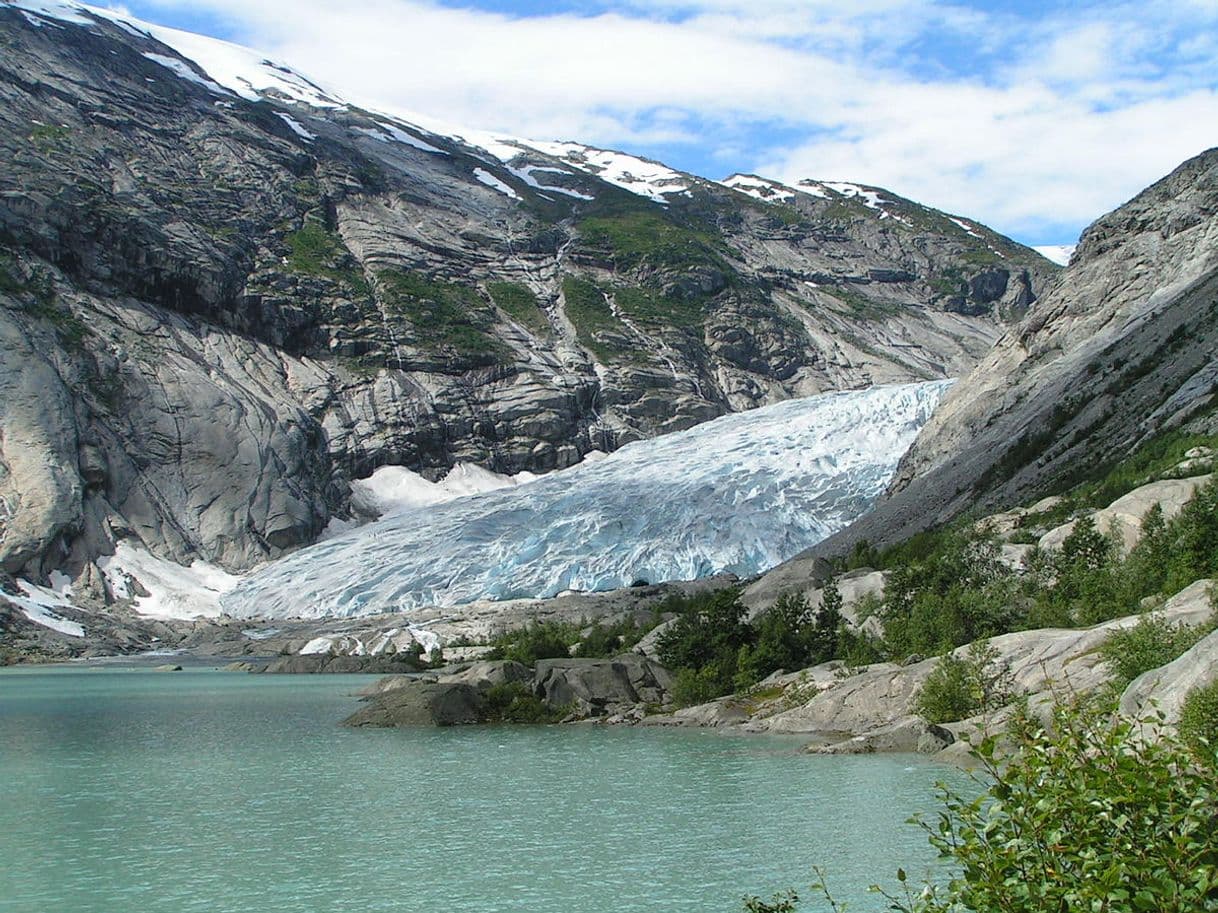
[0,2,1054,594]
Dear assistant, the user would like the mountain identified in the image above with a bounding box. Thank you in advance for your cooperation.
[794,146,1218,560]
[0,1,1055,590]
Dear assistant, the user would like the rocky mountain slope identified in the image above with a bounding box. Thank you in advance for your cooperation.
[0,1,1055,591]
[796,146,1218,559]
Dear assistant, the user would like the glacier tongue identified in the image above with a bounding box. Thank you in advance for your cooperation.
[223,381,952,619]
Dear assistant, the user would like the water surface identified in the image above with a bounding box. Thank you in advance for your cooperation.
[0,668,968,912]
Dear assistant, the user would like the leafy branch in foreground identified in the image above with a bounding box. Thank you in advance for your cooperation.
[746,700,1218,912]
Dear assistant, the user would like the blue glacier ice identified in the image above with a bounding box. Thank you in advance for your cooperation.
[223,380,952,619]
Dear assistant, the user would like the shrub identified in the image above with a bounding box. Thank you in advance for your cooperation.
[902,702,1218,913]
[481,682,566,724]
[485,620,579,666]
[914,641,1014,724]
[1179,679,1218,763]
[656,587,752,676]
[749,700,1218,913]
[1099,613,1213,688]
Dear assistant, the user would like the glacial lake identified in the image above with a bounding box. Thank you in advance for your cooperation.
[0,667,969,913]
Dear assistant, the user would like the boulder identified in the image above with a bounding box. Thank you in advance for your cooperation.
[343,682,485,727]
[438,660,532,690]
[632,618,676,661]
[741,555,835,610]
[808,715,954,754]
[534,653,673,716]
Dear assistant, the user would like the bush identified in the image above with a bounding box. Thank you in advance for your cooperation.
[485,620,579,666]
[481,682,566,723]
[749,700,1218,912]
[1179,679,1218,763]
[914,642,1013,724]
[903,702,1218,913]
[1099,613,1213,688]
[657,586,847,704]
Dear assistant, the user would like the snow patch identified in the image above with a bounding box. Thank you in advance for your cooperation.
[473,168,520,199]
[521,141,689,203]
[299,627,441,659]
[97,541,242,619]
[1033,244,1076,266]
[795,180,830,199]
[509,165,594,200]
[823,182,890,210]
[142,52,233,96]
[8,1,89,26]
[225,381,953,619]
[11,581,84,637]
[357,121,447,155]
[142,21,343,108]
[349,462,531,518]
[274,111,315,140]
[949,217,982,238]
[721,174,796,202]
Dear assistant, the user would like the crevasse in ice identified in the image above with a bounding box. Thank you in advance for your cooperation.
[222,380,952,618]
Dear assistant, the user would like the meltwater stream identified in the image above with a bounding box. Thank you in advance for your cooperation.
[224,381,951,618]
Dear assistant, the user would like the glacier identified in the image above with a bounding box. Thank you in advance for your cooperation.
[222,381,951,619]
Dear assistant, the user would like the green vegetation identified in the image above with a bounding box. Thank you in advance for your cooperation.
[746,700,1218,913]
[0,255,87,349]
[614,285,706,329]
[867,479,1218,661]
[656,587,845,706]
[1100,611,1215,689]
[913,641,1014,724]
[576,209,724,271]
[284,221,371,296]
[1180,680,1218,763]
[28,123,70,150]
[380,269,506,361]
[0,253,22,295]
[561,276,626,361]
[487,281,550,335]
[480,682,568,723]
[485,616,654,667]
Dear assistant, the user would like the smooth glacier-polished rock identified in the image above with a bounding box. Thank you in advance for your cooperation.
[223,381,950,619]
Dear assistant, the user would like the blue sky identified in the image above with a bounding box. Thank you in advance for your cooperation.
[116,0,1218,247]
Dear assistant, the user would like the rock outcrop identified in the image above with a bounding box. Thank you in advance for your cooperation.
[345,654,675,726]
[344,682,487,727]
[0,3,1054,594]
[534,654,673,716]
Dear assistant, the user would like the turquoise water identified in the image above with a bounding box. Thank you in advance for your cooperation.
[0,668,968,913]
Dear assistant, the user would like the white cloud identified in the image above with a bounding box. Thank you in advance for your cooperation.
[124,0,1218,243]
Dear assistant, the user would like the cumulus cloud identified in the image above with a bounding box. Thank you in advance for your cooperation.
[123,0,1218,243]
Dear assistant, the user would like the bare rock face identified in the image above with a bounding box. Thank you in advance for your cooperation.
[804,147,1218,557]
[343,682,487,727]
[533,654,674,716]
[0,6,1055,585]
